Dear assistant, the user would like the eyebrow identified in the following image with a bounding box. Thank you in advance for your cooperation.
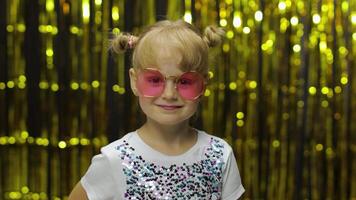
[144,67,198,74]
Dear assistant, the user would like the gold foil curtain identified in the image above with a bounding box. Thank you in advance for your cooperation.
[0,0,355,199]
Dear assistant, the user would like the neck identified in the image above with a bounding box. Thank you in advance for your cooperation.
[137,118,198,156]
[140,118,192,143]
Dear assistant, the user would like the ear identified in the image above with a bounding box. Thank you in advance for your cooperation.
[129,68,139,96]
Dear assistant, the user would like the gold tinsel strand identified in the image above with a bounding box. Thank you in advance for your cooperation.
[0,0,355,199]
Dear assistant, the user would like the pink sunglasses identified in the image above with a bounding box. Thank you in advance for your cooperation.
[136,68,206,100]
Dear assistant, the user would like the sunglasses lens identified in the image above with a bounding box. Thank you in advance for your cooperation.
[136,69,205,100]
[177,72,205,100]
[137,70,165,97]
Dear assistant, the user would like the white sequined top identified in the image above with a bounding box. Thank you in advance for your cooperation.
[81,130,244,200]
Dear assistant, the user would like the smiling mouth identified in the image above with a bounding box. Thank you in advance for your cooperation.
[157,105,183,110]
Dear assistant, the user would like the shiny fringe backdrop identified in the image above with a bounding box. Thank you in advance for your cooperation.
[0,0,355,199]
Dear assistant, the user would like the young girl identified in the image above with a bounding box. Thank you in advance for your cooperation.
[68,20,244,200]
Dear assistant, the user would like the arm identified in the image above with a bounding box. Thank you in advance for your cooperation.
[68,182,89,200]
[221,146,245,200]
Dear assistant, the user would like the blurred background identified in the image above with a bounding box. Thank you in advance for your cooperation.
[0,0,355,199]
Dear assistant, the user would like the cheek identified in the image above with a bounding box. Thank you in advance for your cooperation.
[138,97,153,113]
[138,96,148,106]
[185,101,200,113]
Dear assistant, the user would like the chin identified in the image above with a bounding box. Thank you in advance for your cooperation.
[149,115,192,126]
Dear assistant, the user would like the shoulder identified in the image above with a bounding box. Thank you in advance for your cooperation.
[83,131,136,174]
[196,130,234,161]
[93,131,137,168]
[197,130,233,152]
[100,131,136,156]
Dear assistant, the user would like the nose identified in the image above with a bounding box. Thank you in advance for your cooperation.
[161,80,178,100]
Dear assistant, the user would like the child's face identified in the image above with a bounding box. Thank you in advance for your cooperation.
[130,53,201,126]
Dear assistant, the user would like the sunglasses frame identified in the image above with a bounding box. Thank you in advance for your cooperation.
[135,67,208,100]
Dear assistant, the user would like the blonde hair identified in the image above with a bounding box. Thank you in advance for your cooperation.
[111,20,224,76]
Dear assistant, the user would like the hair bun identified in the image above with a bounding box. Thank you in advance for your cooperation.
[203,26,225,48]
[110,33,138,53]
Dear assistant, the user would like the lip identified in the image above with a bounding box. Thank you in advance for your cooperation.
[157,104,183,110]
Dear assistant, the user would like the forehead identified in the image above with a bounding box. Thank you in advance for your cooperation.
[143,67,184,78]
[151,49,183,74]
[133,28,205,73]
[137,42,185,75]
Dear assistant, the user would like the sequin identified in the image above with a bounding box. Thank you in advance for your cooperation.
[116,138,225,199]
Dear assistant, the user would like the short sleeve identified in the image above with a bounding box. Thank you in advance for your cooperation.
[221,148,245,200]
[81,154,118,200]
